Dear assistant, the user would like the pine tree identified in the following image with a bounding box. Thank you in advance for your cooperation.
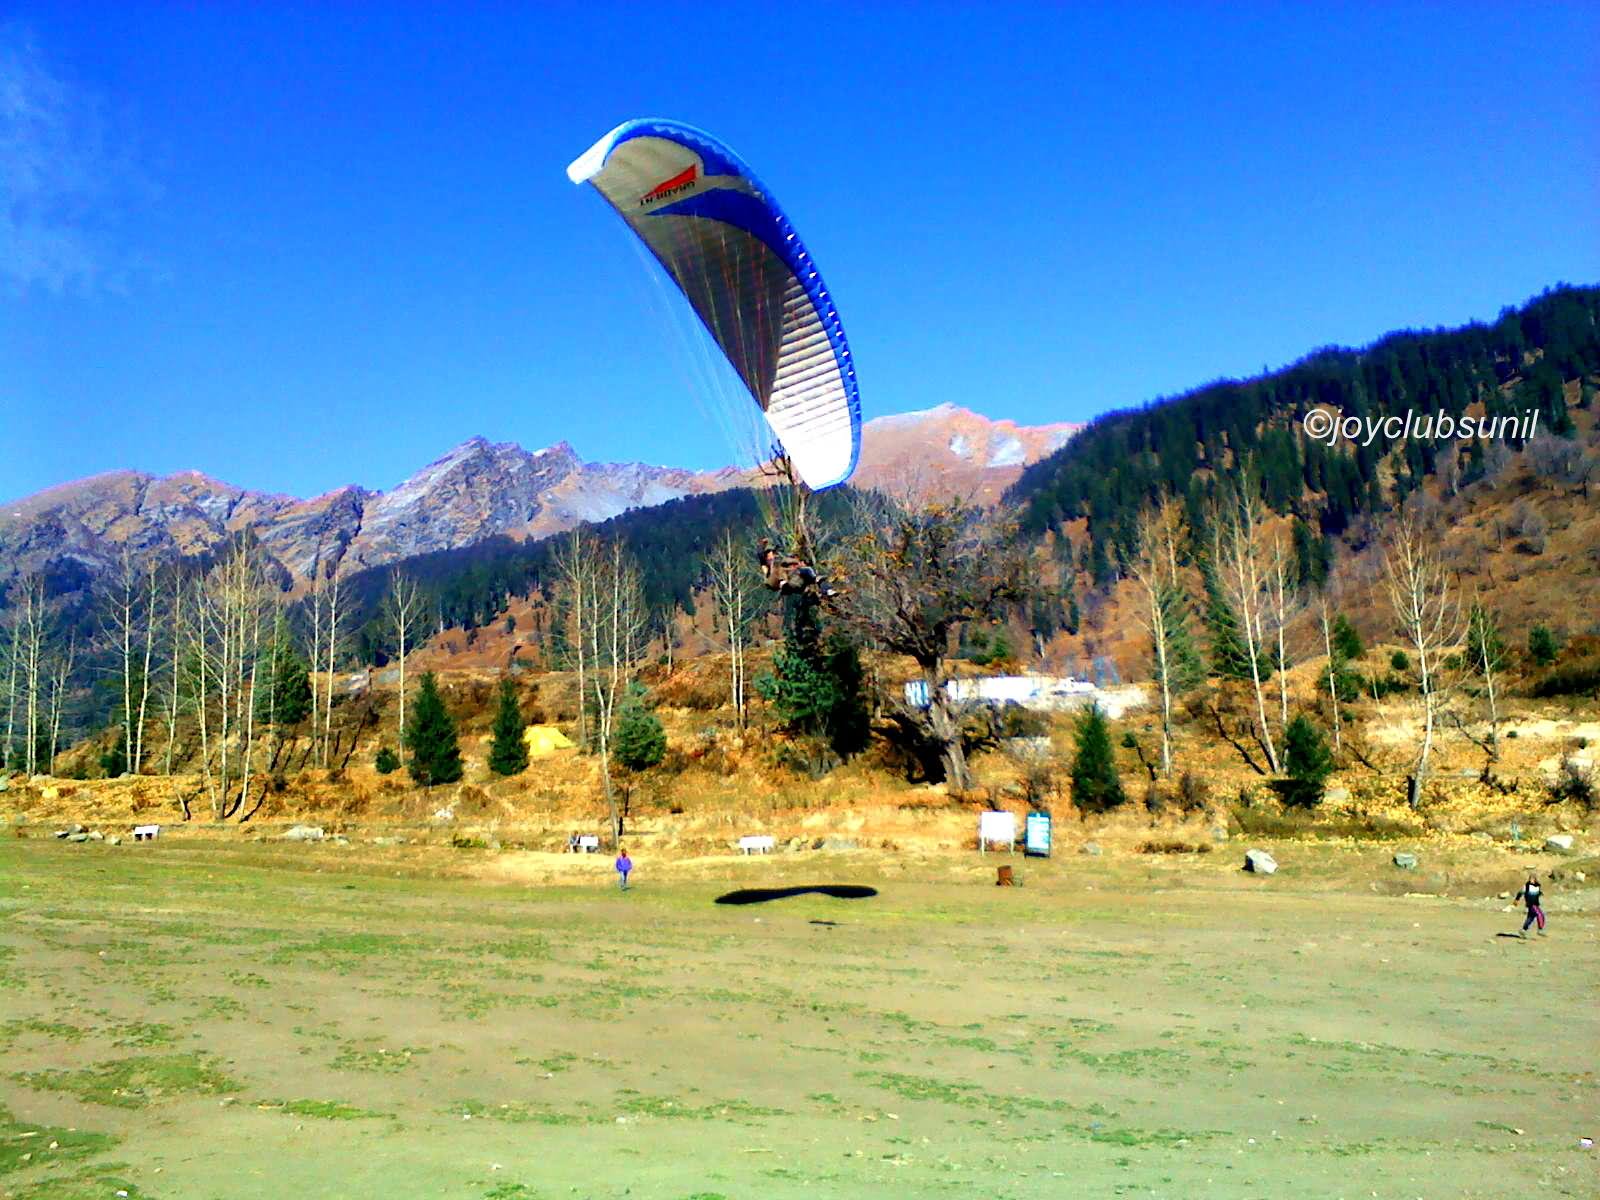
[1528,625,1560,667]
[1069,703,1125,812]
[1330,613,1364,661]
[1281,714,1334,808]
[99,728,128,778]
[404,672,463,786]
[614,691,666,773]
[1200,558,1254,680]
[258,632,312,726]
[374,746,400,775]
[487,677,529,776]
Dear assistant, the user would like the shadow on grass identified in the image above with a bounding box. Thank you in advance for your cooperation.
[714,885,878,906]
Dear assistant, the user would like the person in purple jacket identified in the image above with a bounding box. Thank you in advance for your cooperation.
[615,847,632,891]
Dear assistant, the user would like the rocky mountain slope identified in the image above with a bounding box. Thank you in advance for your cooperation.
[0,406,1078,600]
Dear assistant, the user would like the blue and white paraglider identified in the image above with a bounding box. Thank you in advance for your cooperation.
[567,119,860,491]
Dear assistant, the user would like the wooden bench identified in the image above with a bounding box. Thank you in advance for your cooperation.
[132,824,160,842]
[738,835,776,855]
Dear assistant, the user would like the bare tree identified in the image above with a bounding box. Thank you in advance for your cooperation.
[44,634,76,770]
[1380,512,1463,808]
[10,575,52,776]
[1317,596,1343,756]
[705,530,761,729]
[1266,533,1298,736]
[321,566,344,768]
[1129,497,1189,776]
[583,541,649,844]
[101,550,161,774]
[190,543,273,820]
[552,529,596,749]
[827,493,1029,791]
[1459,597,1506,769]
[1209,481,1280,772]
[379,570,425,743]
[158,570,191,775]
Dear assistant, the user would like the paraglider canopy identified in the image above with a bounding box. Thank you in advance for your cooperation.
[568,119,860,490]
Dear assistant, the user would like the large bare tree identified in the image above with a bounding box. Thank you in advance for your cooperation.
[1380,511,1463,808]
[190,542,274,820]
[1130,497,1191,777]
[101,550,161,774]
[379,570,425,742]
[827,493,1029,791]
[705,530,761,729]
[1209,481,1280,773]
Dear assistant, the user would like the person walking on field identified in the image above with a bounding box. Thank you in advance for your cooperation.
[1514,872,1545,937]
[615,847,633,891]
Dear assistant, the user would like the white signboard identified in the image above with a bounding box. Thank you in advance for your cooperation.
[978,810,1016,853]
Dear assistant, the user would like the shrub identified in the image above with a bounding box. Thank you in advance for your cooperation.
[1278,714,1334,808]
[1177,771,1210,814]
[1549,752,1596,810]
[1528,625,1562,667]
[374,746,400,775]
[1389,650,1410,673]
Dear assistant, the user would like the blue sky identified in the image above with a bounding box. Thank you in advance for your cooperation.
[3,3,1596,501]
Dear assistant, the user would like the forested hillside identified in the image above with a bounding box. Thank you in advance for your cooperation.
[1008,285,1600,576]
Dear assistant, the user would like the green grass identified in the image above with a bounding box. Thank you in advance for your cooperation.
[15,1053,239,1110]
[1,1105,117,1177]
[258,1098,393,1120]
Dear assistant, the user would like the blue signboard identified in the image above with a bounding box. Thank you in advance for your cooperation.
[1025,811,1052,857]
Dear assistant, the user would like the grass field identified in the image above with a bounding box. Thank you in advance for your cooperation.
[1,838,1594,1199]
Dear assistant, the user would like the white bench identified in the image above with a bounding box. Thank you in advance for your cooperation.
[577,835,601,853]
[738,835,776,855]
[132,824,160,842]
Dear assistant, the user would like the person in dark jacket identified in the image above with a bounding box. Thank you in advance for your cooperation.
[1514,873,1545,936]
[756,539,839,598]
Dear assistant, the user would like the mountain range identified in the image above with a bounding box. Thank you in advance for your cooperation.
[0,404,1081,599]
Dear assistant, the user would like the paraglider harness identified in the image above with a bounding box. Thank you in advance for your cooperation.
[756,539,833,598]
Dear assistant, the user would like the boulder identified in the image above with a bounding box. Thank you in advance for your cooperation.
[65,832,89,843]
[87,830,104,842]
[1323,787,1350,804]
[1545,834,1575,854]
[1244,849,1278,875]
[1079,842,1103,856]
[281,825,325,842]
[1392,852,1418,870]
[107,836,122,846]
[819,837,858,851]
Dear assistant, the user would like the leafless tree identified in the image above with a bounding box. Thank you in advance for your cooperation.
[8,575,51,776]
[1208,480,1280,773]
[157,570,191,776]
[1380,511,1463,807]
[101,550,162,774]
[705,530,761,729]
[190,543,273,820]
[1316,596,1343,756]
[379,570,425,743]
[552,529,597,750]
[1266,532,1298,736]
[580,540,648,843]
[1129,497,1188,776]
[44,633,76,770]
[826,493,1030,791]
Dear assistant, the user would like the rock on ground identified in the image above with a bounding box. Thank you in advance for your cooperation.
[1080,842,1103,856]
[1244,849,1278,875]
[282,825,326,842]
[1393,852,1419,870]
[1545,834,1575,854]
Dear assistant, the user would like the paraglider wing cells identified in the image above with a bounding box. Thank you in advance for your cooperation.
[568,119,860,489]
